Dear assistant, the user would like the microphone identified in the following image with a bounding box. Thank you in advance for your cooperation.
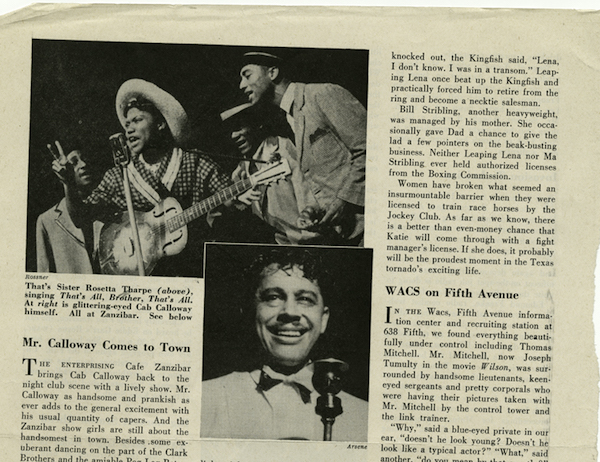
[109,133,130,167]
[312,358,349,441]
[108,132,145,275]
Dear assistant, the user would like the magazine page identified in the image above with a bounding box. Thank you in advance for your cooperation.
[0,5,598,462]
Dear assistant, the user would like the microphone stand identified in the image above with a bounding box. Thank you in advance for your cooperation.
[312,359,350,441]
[109,133,145,276]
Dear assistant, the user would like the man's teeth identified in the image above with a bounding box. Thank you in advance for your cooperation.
[277,330,302,337]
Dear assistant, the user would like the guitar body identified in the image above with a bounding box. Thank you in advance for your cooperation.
[99,197,188,275]
[98,158,291,276]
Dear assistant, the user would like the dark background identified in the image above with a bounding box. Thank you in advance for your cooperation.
[26,40,369,272]
[202,244,372,401]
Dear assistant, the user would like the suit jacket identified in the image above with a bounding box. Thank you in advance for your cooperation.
[201,368,368,441]
[36,198,102,273]
[290,83,367,209]
[234,136,324,245]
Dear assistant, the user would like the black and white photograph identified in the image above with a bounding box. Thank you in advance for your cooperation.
[201,243,372,441]
[26,39,369,278]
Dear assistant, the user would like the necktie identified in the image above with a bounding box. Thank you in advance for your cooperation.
[256,370,312,404]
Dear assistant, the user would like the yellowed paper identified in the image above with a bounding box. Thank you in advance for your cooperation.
[0,5,598,462]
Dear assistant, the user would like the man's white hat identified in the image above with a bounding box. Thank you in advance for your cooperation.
[219,102,253,122]
[116,79,189,145]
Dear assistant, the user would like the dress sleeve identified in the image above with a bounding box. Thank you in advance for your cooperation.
[193,156,232,204]
[83,168,124,219]
[86,168,121,207]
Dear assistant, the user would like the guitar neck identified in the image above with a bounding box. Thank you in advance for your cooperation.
[166,177,253,232]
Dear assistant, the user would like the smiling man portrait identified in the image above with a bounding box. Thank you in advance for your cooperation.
[201,245,371,441]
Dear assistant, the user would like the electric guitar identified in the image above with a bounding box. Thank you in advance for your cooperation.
[98,159,291,275]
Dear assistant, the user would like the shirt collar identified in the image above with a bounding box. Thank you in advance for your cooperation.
[279,82,297,116]
[252,362,315,392]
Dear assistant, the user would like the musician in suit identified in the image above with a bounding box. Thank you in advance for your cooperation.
[37,143,102,273]
[201,247,368,441]
[53,79,232,277]
[238,52,367,245]
[222,102,327,245]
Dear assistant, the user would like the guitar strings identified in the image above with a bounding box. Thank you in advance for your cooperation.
[138,174,263,235]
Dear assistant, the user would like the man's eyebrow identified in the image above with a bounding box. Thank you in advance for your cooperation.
[295,290,319,299]
[257,287,286,298]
